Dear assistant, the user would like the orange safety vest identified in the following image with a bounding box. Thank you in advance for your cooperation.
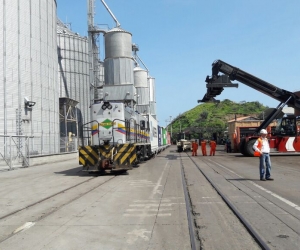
[253,138,262,157]
[210,140,216,149]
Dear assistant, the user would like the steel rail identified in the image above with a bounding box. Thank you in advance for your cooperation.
[0,175,117,243]
[179,154,199,250]
[188,154,271,250]
[0,175,115,221]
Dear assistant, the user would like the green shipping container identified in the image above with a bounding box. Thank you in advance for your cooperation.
[162,128,167,145]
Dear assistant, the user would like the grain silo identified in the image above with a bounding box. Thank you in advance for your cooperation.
[103,27,136,103]
[134,66,150,114]
[149,77,157,118]
[57,19,95,150]
[0,0,59,161]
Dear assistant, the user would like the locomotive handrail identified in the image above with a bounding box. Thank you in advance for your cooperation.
[81,120,100,146]
[112,118,127,145]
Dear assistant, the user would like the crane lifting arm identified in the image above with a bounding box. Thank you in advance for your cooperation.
[199,59,300,111]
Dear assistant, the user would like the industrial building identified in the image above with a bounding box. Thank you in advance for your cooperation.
[0,0,157,169]
[57,19,92,152]
[0,1,96,168]
[0,0,59,168]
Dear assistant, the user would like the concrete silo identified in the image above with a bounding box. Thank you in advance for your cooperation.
[0,0,59,163]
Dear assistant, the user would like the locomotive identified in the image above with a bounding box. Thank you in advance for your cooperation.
[78,2,169,172]
[78,100,168,173]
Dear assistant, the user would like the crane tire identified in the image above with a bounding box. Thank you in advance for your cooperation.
[245,140,256,157]
[239,139,247,156]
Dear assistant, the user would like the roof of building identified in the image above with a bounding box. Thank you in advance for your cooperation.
[57,18,83,37]
[227,116,260,123]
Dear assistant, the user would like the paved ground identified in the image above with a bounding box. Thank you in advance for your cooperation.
[0,150,190,250]
[0,145,299,249]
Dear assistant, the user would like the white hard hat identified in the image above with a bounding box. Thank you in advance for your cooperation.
[260,129,268,134]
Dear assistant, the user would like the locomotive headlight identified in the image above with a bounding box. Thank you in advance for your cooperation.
[101,104,107,110]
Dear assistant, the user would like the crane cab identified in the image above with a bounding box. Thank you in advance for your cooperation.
[273,116,299,136]
[268,116,300,153]
[241,116,300,156]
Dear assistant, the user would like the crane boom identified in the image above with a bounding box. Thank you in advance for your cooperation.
[200,59,300,111]
[199,59,300,157]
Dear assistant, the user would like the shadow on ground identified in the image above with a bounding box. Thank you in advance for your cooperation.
[54,166,129,176]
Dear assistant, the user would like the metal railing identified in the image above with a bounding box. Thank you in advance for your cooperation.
[0,135,35,170]
[60,137,78,153]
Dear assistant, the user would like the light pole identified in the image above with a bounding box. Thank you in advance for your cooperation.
[169,116,172,139]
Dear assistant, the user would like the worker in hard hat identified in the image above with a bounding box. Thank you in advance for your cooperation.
[209,138,216,156]
[192,140,198,156]
[201,139,207,156]
[253,129,274,181]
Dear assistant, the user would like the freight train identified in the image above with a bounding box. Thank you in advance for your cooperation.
[79,101,169,173]
[78,1,169,172]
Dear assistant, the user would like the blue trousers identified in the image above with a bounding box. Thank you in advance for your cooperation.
[259,153,271,179]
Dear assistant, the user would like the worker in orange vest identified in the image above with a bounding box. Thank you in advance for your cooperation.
[253,129,274,181]
[209,138,216,156]
[201,139,207,156]
[192,140,198,156]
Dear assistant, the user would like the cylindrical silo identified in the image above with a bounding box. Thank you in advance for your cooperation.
[0,0,59,156]
[149,77,157,116]
[134,67,147,88]
[134,67,149,104]
[149,77,156,102]
[57,19,91,146]
[104,28,134,86]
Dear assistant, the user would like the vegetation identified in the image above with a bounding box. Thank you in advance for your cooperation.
[169,99,268,140]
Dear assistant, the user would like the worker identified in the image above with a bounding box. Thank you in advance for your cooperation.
[192,141,198,156]
[226,138,232,153]
[209,138,216,156]
[253,129,274,181]
[200,139,207,156]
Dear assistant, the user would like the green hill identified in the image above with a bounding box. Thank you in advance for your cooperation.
[169,99,268,140]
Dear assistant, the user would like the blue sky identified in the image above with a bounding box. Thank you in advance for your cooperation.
[57,0,300,127]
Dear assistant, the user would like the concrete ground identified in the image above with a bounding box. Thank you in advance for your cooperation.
[0,146,299,249]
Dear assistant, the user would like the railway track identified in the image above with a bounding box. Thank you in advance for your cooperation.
[180,155,199,250]
[189,155,269,250]
[0,174,118,243]
[179,151,300,250]
[179,152,262,249]
[1,148,299,249]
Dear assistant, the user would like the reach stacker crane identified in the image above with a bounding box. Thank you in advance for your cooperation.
[198,59,300,156]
